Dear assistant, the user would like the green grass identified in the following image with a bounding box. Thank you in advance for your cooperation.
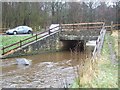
[0,30,47,54]
[1,35,32,47]
[0,35,35,54]
[90,59,118,88]
[102,33,110,58]
[71,32,118,88]
[93,32,118,88]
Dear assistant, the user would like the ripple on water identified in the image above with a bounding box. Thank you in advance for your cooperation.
[2,51,89,88]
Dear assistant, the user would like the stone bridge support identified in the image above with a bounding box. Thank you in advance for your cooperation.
[59,30,100,52]
[5,32,63,58]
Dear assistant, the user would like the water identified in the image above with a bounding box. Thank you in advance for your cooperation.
[2,51,90,88]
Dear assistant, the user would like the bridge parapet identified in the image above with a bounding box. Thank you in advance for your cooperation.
[59,22,106,57]
[60,30,99,41]
[60,22,104,41]
[61,22,104,31]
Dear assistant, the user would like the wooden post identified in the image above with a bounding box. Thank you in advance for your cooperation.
[20,40,22,47]
[2,47,4,55]
[111,21,113,34]
[36,34,37,41]
[60,24,62,31]
[73,24,74,30]
[83,40,86,51]
[48,29,51,34]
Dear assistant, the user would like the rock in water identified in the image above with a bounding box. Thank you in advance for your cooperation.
[16,58,31,65]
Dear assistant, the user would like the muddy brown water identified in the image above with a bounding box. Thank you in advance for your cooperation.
[1,51,91,88]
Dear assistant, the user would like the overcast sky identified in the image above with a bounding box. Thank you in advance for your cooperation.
[76,0,119,5]
[0,0,119,5]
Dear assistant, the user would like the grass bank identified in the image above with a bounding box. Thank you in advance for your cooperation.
[71,31,118,88]
[0,35,33,54]
[1,35,32,47]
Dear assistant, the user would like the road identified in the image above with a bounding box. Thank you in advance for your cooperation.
[1,26,59,37]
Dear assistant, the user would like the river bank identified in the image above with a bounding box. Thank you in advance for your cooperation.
[71,31,118,88]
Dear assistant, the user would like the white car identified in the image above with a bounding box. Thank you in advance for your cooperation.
[6,26,33,35]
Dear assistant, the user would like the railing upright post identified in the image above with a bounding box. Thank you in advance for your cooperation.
[2,47,4,55]
[36,34,37,41]
[111,21,113,33]
[73,24,74,30]
[20,40,22,47]
[60,24,62,31]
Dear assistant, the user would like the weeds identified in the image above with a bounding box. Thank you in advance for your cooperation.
[71,32,118,88]
[70,41,98,88]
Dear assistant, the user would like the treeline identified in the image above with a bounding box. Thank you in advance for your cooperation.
[2,1,120,31]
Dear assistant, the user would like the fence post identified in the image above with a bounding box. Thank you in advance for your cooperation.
[20,40,22,47]
[73,24,74,30]
[48,29,51,34]
[60,24,62,31]
[2,47,4,55]
[102,22,105,29]
[111,21,113,34]
[36,34,37,41]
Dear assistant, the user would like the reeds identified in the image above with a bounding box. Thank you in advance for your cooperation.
[69,32,118,88]
[70,40,99,88]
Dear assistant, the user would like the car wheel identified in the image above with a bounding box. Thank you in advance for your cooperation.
[28,30,32,34]
[13,31,17,35]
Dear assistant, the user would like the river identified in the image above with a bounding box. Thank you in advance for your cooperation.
[2,50,91,88]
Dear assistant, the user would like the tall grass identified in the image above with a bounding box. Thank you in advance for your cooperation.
[71,32,118,88]
[70,41,99,88]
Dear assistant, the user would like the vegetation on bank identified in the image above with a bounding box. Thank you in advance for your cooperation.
[71,31,118,88]
[0,35,32,54]
[1,35,32,47]
[111,30,119,61]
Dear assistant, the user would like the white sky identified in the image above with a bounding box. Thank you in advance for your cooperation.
[0,0,119,2]
[0,0,120,6]
[76,0,119,5]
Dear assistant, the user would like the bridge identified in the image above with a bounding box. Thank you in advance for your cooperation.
[59,22,105,51]
[1,22,106,58]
